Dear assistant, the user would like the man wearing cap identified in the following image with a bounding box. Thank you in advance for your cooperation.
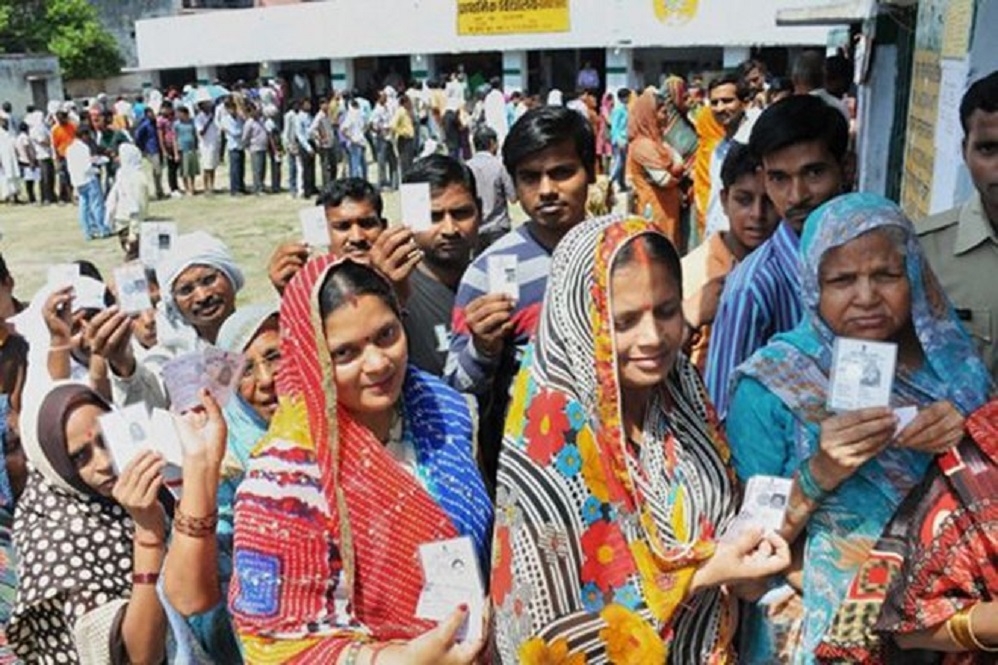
[94,231,244,408]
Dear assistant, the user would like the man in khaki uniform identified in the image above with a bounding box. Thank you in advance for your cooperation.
[917,70,998,379]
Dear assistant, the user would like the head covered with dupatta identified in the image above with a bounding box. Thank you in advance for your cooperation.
[492,215,737,664]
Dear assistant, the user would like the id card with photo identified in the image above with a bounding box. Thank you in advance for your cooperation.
[828,337,897,412]
[139,222,178,267]
[400,182,433,233]
[722,475,792,542]
[114,262,153,315]
[299,206,330,248]
[487,255,519,301]
[72,278,107,313]
[99,403,151,474]
[415,536,484,642]
[162,346,246,414]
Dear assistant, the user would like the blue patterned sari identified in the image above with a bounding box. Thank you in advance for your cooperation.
[726,193,993,663]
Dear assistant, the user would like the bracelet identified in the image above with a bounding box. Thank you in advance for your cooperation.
[797,458,829,503]
[969,603,998,652]
[132,572,159,585]
[948,606,977,651]
[343,641,365,665]
[173,509,219,539]
[135,538,166,549]
[48,344,71,352]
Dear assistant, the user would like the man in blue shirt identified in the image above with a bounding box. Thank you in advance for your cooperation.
[706,94,850,419]
[133,107,164,199]
[608,87,630,192]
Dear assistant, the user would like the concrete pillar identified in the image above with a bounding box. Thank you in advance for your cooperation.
[502,50,527,93]
[605,47,633,92]
[195,65,217,85]
[410,54,435,84]
[331,57,354,92]
[723,47,751,68]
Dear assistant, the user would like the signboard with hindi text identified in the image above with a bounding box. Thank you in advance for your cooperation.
[456,0,570,36]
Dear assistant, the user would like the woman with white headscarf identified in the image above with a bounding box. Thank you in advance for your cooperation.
[104,143,150,245]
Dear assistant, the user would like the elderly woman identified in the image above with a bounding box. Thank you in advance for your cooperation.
[230,255,493,664]
[9,381,172,662]
[491,216,789,664]
[725,193,993,663]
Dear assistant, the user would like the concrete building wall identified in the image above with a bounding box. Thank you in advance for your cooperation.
[92,0,179,69]
[136,0,837,70]
[0,54,63,116]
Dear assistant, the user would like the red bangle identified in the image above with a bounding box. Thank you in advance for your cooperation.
[132,572,159,586]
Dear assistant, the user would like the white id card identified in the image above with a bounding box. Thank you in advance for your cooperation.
[828,337,897,412]
[487,255,519,301]
[299,206,330,248]
[415,536,484,642]
[114,262,152,315]
[400,182,433,233]
[139,222,178,267]
[722,475,792,543]
[893,405,918,436]
[99,403,153,473]
[72,278,107,312]
[47,263,79,289]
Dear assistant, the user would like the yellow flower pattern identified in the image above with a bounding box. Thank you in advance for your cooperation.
[598,603,666,665]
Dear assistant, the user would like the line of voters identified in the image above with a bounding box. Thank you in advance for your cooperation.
[0,67,994,664]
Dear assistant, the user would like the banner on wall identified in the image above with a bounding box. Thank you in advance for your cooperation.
[456,0,570,35]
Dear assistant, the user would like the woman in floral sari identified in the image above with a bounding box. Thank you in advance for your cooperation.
[725,193,993,663]
[229,255,493,664]
[491,215,789,664]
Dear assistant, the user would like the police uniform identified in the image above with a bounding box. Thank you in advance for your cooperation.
[917,191,998,380]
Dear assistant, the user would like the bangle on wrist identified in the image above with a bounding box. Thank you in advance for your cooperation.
[135,538,165,549]
[797,458,829,503]
[48,344,71,353]
[173,508,219,538]
[132,572,159,586]
[968,604,998,652]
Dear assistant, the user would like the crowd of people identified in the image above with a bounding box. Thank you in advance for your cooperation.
[0,50,995,665]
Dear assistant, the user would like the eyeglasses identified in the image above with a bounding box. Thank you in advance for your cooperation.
[241,348,282,383]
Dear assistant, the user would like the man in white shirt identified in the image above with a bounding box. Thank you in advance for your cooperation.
[483,78,508,147]
[295,99,317,197]
[65,125,113,240]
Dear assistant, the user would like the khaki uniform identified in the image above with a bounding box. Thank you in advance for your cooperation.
[916,191,998,381]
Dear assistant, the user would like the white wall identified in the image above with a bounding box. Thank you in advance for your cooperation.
[136,0,837,70]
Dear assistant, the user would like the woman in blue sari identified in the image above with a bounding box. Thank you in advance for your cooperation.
[725,193,993,663]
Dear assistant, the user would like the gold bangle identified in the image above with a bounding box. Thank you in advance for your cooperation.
[968,603,998,652]
[948,606,977,651]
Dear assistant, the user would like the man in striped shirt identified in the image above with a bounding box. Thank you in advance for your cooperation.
[705,95,850,419]
[445,106,594,490]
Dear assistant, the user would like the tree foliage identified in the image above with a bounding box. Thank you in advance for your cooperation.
[0,0,122,80]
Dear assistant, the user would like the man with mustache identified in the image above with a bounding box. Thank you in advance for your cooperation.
[267,177,420,296]
[402,154,481,377]
[917,71,998,380]
[705,95,849,419]
[97,231,245,408]
[445,105,594,490]
[704,71,755,238]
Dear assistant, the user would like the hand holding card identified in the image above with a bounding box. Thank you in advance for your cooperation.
[415,536,485,643]
[487,255,519,302]
[722,475,792,543]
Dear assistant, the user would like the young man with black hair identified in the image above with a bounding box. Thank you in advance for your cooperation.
[682,142,779,371]
[706,94,849,418]
[466,125,516,251]
[918,70,998,380]
[445,105,594,489]
[704,71,756,237]
[402,154,482,375]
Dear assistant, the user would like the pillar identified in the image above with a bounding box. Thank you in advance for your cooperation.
[195,65,218,85]
[605,47,633,92]
[723,47,751,68]
[331,57,354,92]
[502,50,527,93]
[410,54,435,84]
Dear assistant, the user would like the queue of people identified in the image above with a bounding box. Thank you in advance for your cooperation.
[0,59,995,665]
